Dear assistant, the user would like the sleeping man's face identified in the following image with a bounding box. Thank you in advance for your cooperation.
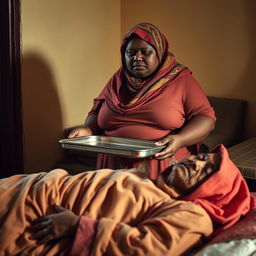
[163,153,222,195]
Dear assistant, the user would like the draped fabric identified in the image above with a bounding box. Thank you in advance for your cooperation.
[88,23,215,179]
[183,144,256,235]
[0,0,23,177]
[0,168,212,256]
[0,145,254,255]
[89,23,190,115]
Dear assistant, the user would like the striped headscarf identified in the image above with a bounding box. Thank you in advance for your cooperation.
[121,23,168,63]
[89,23,190,114]
[120,23,188,106]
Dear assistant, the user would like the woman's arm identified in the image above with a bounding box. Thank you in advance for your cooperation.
[155,115,215,159]
[68,114,102,138]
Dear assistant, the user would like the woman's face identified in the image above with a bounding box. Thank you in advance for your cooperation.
[124,37,159,79]
[164,153,222,194]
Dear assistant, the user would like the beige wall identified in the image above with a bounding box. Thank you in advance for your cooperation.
[22,0,256,172]
[121,0,256,138]
[21,0,121,171]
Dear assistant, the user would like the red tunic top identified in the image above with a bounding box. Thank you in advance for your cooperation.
[89,71,215,179]
[88,23,216,179]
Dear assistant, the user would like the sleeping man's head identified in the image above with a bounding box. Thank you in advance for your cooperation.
[161,152,222,195]
[158,145,255,233]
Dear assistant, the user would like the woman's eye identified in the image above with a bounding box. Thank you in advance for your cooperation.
[126,51,135,57]
[143,51,152,55]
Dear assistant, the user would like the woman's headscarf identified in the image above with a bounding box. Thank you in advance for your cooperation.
[121,22,169,68]
[89,22,190,114]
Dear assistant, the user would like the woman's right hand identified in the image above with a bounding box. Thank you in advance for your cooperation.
[68,127,92,138]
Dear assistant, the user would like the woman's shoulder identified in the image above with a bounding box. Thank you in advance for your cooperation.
[167,71,201,89]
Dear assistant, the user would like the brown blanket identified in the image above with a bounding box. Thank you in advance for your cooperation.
[0,168,212,255]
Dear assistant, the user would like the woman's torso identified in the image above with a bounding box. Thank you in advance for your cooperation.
[95,73,213,179]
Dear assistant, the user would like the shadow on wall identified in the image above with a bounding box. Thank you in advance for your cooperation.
[22,52,64,173]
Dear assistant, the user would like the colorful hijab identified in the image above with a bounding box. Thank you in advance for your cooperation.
[89,23,190,115]
[183,145,256,235]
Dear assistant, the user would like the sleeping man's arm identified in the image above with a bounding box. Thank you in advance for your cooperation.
[71,200,213,256]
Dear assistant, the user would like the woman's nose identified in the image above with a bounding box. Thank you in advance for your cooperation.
[134,51,143,60]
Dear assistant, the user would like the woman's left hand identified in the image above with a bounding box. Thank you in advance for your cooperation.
[154,134,184,160]
[29,205,79,244]
[154,116,215,160]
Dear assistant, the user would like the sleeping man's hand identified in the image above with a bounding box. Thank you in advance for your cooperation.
[30,205,79,244]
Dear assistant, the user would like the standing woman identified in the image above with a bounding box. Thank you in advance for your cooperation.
[69,23,216,180]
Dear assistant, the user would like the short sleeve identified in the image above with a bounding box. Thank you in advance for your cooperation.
[182,74,216,120]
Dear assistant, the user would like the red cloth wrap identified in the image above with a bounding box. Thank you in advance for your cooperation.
[88,23,216,179]
[183,144,256,235]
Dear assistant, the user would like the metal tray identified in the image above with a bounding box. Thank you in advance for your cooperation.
[59,136,165,158]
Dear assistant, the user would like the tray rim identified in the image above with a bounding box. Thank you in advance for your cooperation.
[59,136,165,158]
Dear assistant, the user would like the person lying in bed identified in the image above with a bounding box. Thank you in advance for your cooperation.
[0,145,255,256]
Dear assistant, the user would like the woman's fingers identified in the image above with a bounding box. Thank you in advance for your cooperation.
[155,151,174,159]
[68,127,92,138]
[68,129,79,138]
[155,136,171,146]
[155,135,183,159]
[155,137,174,159]
[155,135,179,160]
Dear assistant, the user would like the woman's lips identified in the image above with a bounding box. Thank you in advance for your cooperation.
[133,65,146,70]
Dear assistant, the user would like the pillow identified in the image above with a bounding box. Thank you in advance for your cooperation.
[210,207,256,243]
[195,239,256,256]
[194,207,256,256]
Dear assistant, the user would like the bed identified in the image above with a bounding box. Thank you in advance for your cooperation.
[0,166,255,255]
[188,204,256,255]
[55,142,256,256]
